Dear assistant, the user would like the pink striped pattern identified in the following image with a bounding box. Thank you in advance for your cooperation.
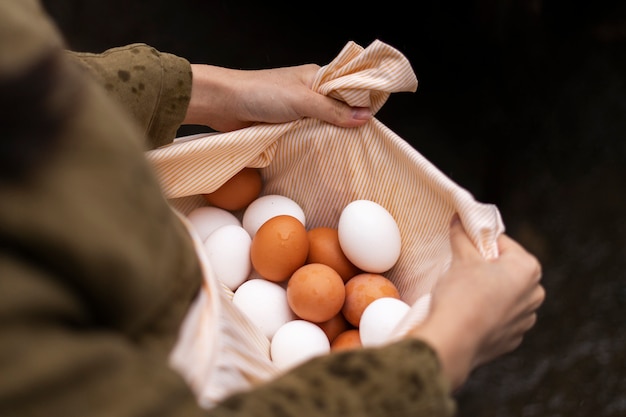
[156,40,505,408]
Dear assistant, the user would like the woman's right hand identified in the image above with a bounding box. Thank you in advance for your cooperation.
[183,64,372,132]
[408,215,545,390]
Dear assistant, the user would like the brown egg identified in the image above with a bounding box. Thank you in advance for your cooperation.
[342,273,401,327]
[203,167,262,211]
[307,227,360,282]
[287,263,346,323]
[317,313,350,343]
[250,215,309,282]
[331,329,362,352]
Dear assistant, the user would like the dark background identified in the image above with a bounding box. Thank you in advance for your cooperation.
[42,1,626,416]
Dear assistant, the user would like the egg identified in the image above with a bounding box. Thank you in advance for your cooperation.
[359,297,411,347]
[342,273,401,327]
[306,227,360,282]
[202,224,251,291]
[316,313,350,343]
[287,263,346,323]
[270,320,331,370]
[242,194,306,237]
[232,279,296,340]
[391,293,432,338]
[250,215,309,282]
[330,329,362,352]
[203,167,263,211]
[338,200,401,273]
[186,206,241,242]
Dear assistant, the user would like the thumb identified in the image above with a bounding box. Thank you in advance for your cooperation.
[448,214,481,261]
[302,93,372,128]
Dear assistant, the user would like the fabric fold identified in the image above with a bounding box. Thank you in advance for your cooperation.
[152,40,505,408]
[145,39,418,205]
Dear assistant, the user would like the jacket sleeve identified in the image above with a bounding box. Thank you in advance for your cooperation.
[67,44,192,149]
[209,339,457,417]
[0,2,457,417]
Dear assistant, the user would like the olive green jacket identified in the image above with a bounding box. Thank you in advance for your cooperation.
[0,1,455,416]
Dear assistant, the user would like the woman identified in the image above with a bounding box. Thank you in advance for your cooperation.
[0,1,544,416]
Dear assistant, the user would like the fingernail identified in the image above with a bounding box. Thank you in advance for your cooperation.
[450,213,460,226]
[352,107,372,120]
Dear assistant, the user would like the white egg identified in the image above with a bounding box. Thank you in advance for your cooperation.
[338,200,401,273]
[203,224,251,291]
[186,206,241,242]
[359,297,411,347]
[242,194,306,237]
[232,279,296,340]
[391,293,432,338]
[270,320,330,371]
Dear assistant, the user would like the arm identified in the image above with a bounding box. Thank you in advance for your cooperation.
[202,213,543,416]
[209,339,456,417]
[67,44,192,149]
[69,50,373,149]
[0,2,451,417]
[2,2,536,416]
[408,216,545,389]
[1,255,455,417]
[183,64,372,132]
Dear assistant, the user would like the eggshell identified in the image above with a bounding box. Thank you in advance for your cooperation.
[359,297,410,347]
[390,293,432,338]
[232,279,296,340]
[203,167,263,211]
[250,215,309,282]
[316,313,350,343]
[342,273,401,327]
[287,263,346,323]
[242,194,306,237]
[270,320,330,370]
[203,224,251,291]
[338,200,401,273]
[331,329,362,352]
[306,227,360,282]
[186,206,241,242]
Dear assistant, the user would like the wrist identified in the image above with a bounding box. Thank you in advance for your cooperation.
[407,310,481,390]
[183,64,242,130]
[183,64,218,125]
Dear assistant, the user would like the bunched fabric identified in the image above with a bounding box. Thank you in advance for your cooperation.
[146,40,505,408]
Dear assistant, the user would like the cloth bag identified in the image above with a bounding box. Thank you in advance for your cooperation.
[146,39,505,408]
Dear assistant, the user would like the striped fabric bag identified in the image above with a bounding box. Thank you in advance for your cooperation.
[146,40,504,408]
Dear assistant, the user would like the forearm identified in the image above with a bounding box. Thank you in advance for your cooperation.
[407,218,545,392]
[408,312,477,390]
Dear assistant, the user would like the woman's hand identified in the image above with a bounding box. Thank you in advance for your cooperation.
[183,64,372,132]
[408,215,545,390]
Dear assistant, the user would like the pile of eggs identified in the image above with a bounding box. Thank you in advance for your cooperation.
[186,168,412,371]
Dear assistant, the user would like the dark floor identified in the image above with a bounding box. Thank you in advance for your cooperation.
[43,1,626,416]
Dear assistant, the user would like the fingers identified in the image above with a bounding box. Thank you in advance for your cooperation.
[496,232,531,257]
[522,312,538,332]
[509,312,537,351]
[448,214,482,261]
[497,231,543,284]
[301,94,372,128]
[495,232,541,280]
[528,284,546,313]
[514,284,544,336]
[293,64,373,128]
